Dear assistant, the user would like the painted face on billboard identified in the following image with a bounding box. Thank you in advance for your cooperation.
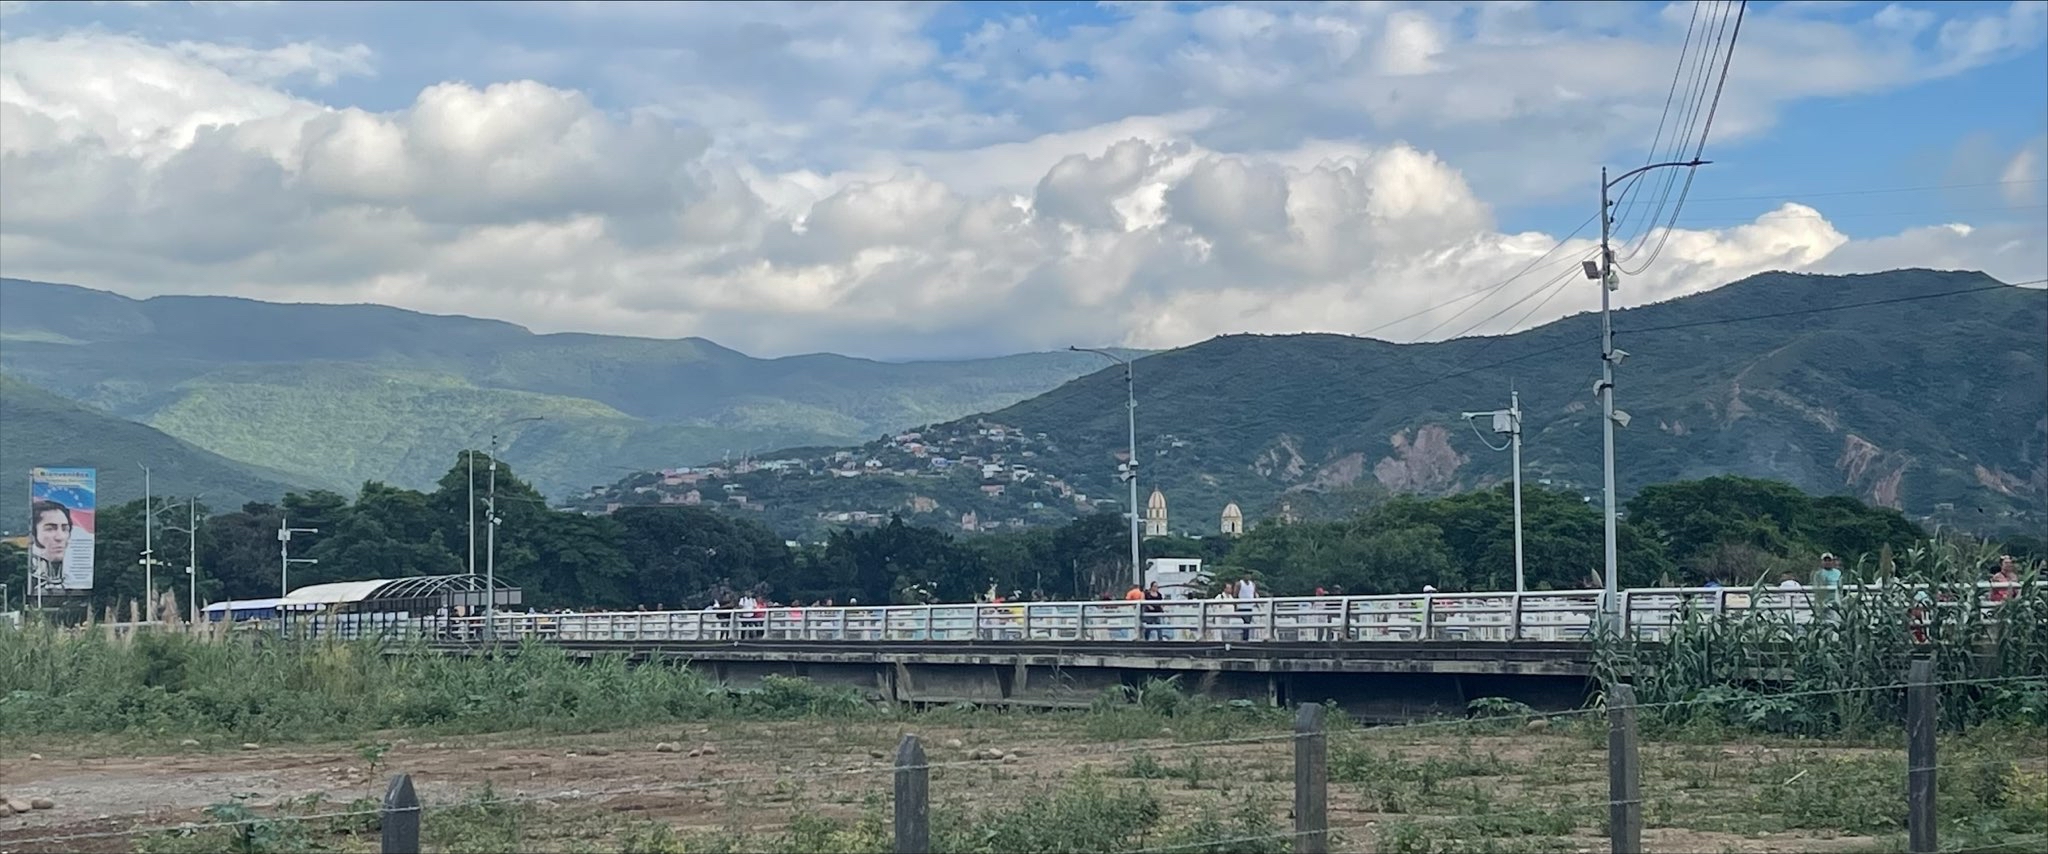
[32,502,72,561]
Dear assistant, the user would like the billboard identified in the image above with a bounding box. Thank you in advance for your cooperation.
[28,467,96,595]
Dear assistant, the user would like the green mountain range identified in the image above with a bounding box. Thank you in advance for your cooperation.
[0,375,308,530]
[582,269,2047,538]
[0,278,1135,502]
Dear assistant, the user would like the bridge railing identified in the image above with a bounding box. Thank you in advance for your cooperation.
[429,590,1615,644]
[410,581,2028,646]
[1617,581,2027,641]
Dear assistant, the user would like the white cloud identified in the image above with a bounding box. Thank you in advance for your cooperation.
[2003,135,2048,206]
[0,15,2043,360]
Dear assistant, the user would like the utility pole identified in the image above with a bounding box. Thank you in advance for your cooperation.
[160,497,201,624]
[476,417,542,640]
[139,463,154,620]
[278,517,319,597]
[1461,391,1525,593]
[185,499,198,624]
[467,449,476,580]
[1586,159,1708,626]
[487,436,500,640]
[1070,347,1143,587]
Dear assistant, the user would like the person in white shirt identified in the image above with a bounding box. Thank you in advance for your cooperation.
[1211,581,1238,641]
[1236,576,1258,640]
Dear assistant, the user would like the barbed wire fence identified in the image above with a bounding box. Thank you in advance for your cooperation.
[5,668,2042,854]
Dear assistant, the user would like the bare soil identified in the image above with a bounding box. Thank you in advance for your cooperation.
[0,721,1949,853]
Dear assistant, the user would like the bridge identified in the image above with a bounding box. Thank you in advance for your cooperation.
[376,586,1947,719]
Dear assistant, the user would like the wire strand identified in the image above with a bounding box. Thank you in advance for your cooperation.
[1615,281,2045,335]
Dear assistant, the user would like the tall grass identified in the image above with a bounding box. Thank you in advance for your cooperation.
[1597,540,2048,736]
[0,627,866,742]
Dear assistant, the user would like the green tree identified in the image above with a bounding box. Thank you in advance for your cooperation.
[1627,476,1923,582]
[612,506,792,607]
[305,482,460,583]
[520,512,634,608]
[202,502,287,601]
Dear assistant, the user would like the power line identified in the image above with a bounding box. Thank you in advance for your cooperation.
[1684,178,2048,203]
[1615,0,1733,254]
[1621,0,1748,275]
[1615,280,2045,336]
[1409,247,1595,342]
[1356,214,1596,340]
[1679,203,2048,224]
[1611,0,1708,238]
[1366,277,2038,401]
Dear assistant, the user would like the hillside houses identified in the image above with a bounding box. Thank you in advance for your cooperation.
[574,419,1090,538]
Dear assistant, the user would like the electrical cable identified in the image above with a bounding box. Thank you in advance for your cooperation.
[1615,280,2045,336]
[1611,0,1706,237]
[1621,0,1747,275]
[1614,0,1731,254]
[1357,214,1595,340]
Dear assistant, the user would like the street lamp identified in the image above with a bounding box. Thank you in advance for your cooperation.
[484,417,543,639]
[139,463,155,620]
[1584,158,1709,625]
[1069,346,1143,588]
[159,497,202,625]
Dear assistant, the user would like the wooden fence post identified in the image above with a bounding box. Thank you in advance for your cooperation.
[1293,703,1329,854]
[1607,683,1642,854]
[894,734,930,854]
[380,772,420,854]
[1907,657,1937,854]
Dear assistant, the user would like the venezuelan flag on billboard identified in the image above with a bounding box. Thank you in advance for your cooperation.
[29,467,96,595]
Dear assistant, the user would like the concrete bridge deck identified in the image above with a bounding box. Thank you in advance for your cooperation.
[347,584,2021,720]
[423,637,1596,718]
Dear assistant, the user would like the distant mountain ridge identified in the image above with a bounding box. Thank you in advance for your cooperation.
[0,374,308,528]
[578,269,2047,538]
[0,278,1140,500]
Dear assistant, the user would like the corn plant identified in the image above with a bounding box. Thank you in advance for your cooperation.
[1596,540,2047,736]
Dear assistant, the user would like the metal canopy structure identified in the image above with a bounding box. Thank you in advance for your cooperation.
[373,573,521,615]
[281,574,521,617]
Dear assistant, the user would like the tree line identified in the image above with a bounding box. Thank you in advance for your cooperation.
[4,452,2036,616]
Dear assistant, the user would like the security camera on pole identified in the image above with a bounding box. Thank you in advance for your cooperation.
[1584,159,1707,628]
[278,518,318,597]
[1461,391,1526,594]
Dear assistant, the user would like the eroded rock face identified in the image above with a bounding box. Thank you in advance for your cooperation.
[1373,425,1467,493]
[1838,434,1910,510]
[1297,451,1366,492]
[1252,434,1310,481]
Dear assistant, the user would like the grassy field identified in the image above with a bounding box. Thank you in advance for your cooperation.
[5,575,2045,854]
[6,704,2043,854]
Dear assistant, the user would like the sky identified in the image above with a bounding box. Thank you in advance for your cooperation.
[0,0,2043,360]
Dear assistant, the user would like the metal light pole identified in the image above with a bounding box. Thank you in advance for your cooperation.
[1461,391,1525,592]
[486,445,499,639]
[159,497,201,624]
[278,517,319,597]
[1585,159,1708,624]
[185,499,198,624]
[478,416,541,639]
[1070,347,1142,588]
[139,463,154,619]
[467,417,542,588]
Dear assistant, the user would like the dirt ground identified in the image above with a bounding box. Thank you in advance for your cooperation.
[0,719,1943,853]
